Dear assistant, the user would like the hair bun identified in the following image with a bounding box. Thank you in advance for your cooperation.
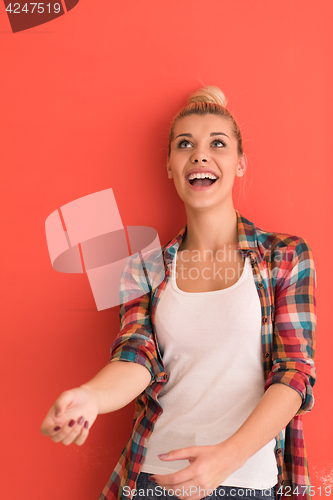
[187,85,228,108]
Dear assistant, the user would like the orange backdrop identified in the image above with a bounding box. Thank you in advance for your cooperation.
[1,1,331,498]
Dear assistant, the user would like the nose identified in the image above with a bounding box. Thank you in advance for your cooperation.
[191,152,209,163]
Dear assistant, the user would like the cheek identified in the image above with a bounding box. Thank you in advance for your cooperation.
[169,163,184,179]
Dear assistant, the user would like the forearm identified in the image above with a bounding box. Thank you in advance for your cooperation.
[223,383,303,466]
[80,360,151,415]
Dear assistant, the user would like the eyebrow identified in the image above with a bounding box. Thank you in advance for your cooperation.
[175,132,230,140]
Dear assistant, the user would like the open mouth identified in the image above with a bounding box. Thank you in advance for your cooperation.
[189,178,217,187]
[187,177,218,187]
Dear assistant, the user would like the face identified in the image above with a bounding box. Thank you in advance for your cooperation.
[167,114,247,210]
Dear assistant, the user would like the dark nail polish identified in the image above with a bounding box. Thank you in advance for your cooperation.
[84,420,89,429]
[68,419,75,427]
[78,416,84,425]
[150,476,156,482]
[54,426,61,432]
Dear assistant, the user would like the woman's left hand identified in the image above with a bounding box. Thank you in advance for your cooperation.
[150,440,244,500]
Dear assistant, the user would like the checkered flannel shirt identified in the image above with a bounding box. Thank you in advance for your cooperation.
[99,210,317,500]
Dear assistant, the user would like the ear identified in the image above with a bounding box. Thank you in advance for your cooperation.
[236,153,247,178]
[167,163,173,179]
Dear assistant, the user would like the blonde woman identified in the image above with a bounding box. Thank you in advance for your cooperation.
[41,86,317,500]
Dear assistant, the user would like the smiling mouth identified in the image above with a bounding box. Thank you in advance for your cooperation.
[188,177,218,187]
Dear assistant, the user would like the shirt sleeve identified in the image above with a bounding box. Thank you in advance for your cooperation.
[264,237,317,415]
[107,252,165,385]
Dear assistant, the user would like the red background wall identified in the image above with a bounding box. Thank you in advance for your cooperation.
[1,1,332,498]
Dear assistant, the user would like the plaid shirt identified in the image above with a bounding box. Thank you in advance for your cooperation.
[99,210,317,500]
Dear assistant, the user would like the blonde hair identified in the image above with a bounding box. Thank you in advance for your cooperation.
[167,85,243,158]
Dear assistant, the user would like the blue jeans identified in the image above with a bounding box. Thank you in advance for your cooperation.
[133,472,277,500]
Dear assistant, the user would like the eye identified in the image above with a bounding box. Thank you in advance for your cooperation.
[176,139,192,148]
[211,139,226,147]
[176,138,227,149]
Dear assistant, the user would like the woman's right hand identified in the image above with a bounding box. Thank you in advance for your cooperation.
[40,385,99,446]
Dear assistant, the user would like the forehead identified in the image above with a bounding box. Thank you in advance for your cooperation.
[173,113,233,138]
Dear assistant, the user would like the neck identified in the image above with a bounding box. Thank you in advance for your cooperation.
[180,201,239,254]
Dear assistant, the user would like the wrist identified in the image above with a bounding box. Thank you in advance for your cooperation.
[80,383,102,414]
[216,435,248,470]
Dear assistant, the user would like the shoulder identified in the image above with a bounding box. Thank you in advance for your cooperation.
[254,224,313,262]
[252,223,316,291]
[237,211,314,263]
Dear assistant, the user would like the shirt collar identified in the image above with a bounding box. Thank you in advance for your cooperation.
[163,210,259,264]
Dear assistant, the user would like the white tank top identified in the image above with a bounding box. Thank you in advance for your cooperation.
[141,250,278,489]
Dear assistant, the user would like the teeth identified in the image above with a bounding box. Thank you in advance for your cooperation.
[188,172,218,180]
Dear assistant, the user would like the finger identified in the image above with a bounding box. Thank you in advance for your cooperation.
[169,479,211,500]
[152,468,194,489]
[158,447,198,462]
[166,484,201,500]
[62,416,85,446]
[53,391,76,419]
[155,478,200,500]
[73,421,90,446]
[62,416,86,446]
[51,417,81,443]
[41,392,77,436]
[41,414,57,436]
[157,483,200,500]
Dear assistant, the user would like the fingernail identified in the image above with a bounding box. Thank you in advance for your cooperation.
[158,453,168,458]
[54,426,61,431]
[78,416,84,425]
[150,476,156,482]
[68,419,75,427]
[84,421,89,429]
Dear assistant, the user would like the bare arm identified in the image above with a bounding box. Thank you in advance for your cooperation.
[40,360,151,446]
[80,360,151,414]
[221,382,302,464]
[41,253,158,445]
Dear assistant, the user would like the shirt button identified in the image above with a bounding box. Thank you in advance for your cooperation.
[257,282,264,288]
[276,448,282,455]
[250,258,256,264]
[148,423,153,431]
[262,316,268,324]
[264,352,270,359]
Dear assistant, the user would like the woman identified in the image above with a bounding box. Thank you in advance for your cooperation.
[40,86,317,500]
